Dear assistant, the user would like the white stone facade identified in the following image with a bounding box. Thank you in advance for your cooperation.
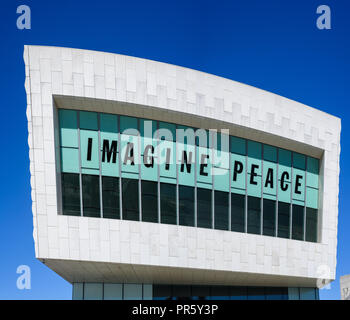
[24,45,340,286]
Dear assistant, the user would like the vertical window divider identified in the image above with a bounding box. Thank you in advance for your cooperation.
[194,129,197,228]
[211,130,215,229]
[261,144,264,235]
[98,113,103,218]
[303,157,308,241]
[275,149,279,237]
[176,124,179,226]
[138,118,142,222]
[289,152,293,239]
[157,121,160,224]
[77,111,83,217]
[244,139,248,233]
[228,136,232,232]
[118,116,122,220]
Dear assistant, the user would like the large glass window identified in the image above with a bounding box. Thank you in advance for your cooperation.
[61,173,81,216]
[172,285,191,300]
[247,287,265,300]
[197,188,212,229]
[230,287,247,300]
[60,111,319,245]
[102,176,120,219]
[84,283,103,300]
[142,181,158,223]
[263,199,276,236]
[210,286,230,300]
[82,174,100,217]
[292,204,304,240]
[214,191,229,230]
[160,183,177,225]
[231,193,245,232]
[278,202,290,238]
[265,287,288,300]
[305,208,318,242]
[153,285,172,300]
[247,196,261,234]
[124,284,143,300]
[179,185,194,227]
[122,178,139,221]
[191,286,210,300]
[299,288,317,300]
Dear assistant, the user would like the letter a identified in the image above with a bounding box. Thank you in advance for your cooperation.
[17,5,31,30]
[16,265,31,290]
[316,5,331,30]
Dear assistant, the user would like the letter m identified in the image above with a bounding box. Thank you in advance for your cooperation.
[102,139,118,163]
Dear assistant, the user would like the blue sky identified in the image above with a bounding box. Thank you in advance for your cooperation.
[0,0,348,299]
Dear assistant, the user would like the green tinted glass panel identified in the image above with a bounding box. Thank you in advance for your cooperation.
[80,111,98,130]
[214,191,229,230]
[59,109,78,148]
[197,146,212,185]
[61,147,79,173]
[263,199,276,236]
[293,153,306,170]
[214,168,229,192]
[142,180,158,223]
[120,115,138,134]
[102,176,120,219]
[231,193,245,232]
[263,161,277,198]
[160,183,177,225]
[61,173,80,216]
[100,114,118,133]
[278,149,291,180]
[307,157,319,189]
[80,130,99,170]
[306,208,318,242]
[292,168,305,202]
[247,141,262,160]
[159,140,176,180]
[100,132,119,177]
[213,150,230,169]
[231,153,246,190]
[179,185,194,227]
[292,204,304,240]
[263,145,277,162]
[231,136,246,155]
[158,121,176,141]
[140,120,157,181]
[178,143,195,186]
[247,173,261,197]
[82,174,100,218]
[306,187,318,209]
[278,202,290,238]
[140,139,157,182]
[140,119,157,139]
[197,188,212,229]
[122,178,139,221]
[247,196,261,235]
[247,141,262,197]
[121,134,139,174]
[177,125,197,146]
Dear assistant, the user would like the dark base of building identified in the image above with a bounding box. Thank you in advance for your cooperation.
[72,283,319,300]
